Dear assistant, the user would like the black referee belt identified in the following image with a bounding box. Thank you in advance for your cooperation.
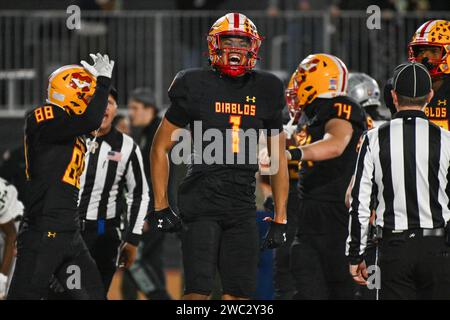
[80,218,119,232]
[376,226,445,239]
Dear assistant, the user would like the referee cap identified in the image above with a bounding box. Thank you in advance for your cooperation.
[110,86,118,102]
[392,62,432,98]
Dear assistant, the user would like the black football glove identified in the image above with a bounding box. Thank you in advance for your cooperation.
[263,195,275,212]
[146,207,182,233]
[261,220,287,250]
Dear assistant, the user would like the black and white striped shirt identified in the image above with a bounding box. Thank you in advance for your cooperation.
[346,110,450,262]
[78,128,149,246]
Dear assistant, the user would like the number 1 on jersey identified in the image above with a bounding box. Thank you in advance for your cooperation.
[229,115,241,153]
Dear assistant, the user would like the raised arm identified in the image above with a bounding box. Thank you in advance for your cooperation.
[34,54,115,142]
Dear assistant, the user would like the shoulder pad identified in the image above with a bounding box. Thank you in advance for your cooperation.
[318,96,366,125]
[26,105,65,132]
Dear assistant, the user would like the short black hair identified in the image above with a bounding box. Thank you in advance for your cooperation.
[396,93,429,107]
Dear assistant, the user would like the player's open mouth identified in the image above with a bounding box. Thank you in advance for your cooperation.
[229,54,241,65]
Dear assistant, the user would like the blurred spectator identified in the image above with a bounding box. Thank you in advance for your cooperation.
[175,0,225,69]
[0,177,23,299]
[427,0,449,10]
[404,0,429,11]
[121,87,171,300]
[267,1,332,71]
[0,147,26,204]
[267,0,331,13]
[127,88,160,185]
[112,114,131,136]
[175,0,222,10]
[76,0,120,11]
[331,0,396,11]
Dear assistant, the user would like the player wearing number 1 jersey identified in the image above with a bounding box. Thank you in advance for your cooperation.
[149,13,289,300]
[384,20,450,127]
[7,53,114,300]
[285,54,367,299]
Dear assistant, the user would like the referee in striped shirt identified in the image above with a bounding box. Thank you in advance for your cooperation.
[347,62,450,299]
[78,88,149,292]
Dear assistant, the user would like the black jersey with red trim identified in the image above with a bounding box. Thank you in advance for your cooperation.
[165,68,285,219]
[384,76,450,129]
[23,76,111,232]
[422,77,450,129]
[296,96,367,203]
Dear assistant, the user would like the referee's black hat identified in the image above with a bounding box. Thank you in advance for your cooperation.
[392,62,432,98]
[110,86,118,102]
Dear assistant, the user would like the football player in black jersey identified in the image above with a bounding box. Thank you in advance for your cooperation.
[149,13,289,300]
[285,53,367,299]
[384,20,450,127]
[7,53,114,300]
[258,111,301,300]
[348,72,389,129]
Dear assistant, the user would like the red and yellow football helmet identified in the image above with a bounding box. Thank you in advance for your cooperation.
[207,13,262,77]
[408,20,450,78]
[285,53,348,116]
[47,65,96,115]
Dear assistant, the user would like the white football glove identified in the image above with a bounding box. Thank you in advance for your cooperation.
[80,53,115,78]
[0,272,7,299]
[283,116,296,139]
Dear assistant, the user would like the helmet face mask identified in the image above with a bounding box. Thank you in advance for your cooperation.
[215,35,252,76]
[207,13,262,77]
[409,44,445,75]
[408,20,450,79]
[285,76,300,118]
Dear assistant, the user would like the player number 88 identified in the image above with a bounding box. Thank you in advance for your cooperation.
[62,143,85,189]
[35,106,54,123]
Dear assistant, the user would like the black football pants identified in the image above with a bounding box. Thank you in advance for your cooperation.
[290,199,356,300]
[8,226,105,300]
[81,222,122,292]
[273,190,299,300]
[379,230,450,300]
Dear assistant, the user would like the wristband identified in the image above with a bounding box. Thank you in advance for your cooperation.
[288,148,303,161]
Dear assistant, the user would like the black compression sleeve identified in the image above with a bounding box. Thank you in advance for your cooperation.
[78,76,112,132]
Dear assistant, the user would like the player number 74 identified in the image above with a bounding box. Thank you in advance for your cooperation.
[333,103,352,120]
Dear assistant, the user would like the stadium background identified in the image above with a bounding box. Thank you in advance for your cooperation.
[0,0,449,299]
